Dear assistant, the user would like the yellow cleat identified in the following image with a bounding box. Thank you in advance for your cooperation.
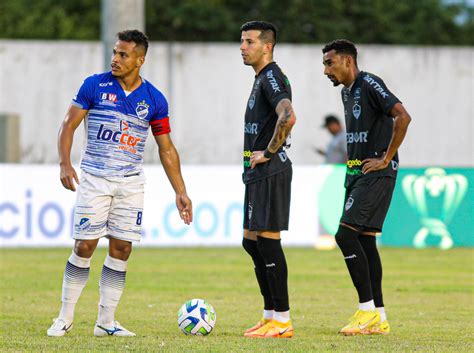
[369,320,390,335]
[339,309,380,336]
[244,319,294,338]
[244,318,271,334]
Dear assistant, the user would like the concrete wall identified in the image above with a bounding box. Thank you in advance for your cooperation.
[0,40,472,166]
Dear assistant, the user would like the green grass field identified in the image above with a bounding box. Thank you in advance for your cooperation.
[1,247,473,352]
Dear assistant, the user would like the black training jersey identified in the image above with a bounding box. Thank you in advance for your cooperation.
[342,71,401,187]
[243,62,292,184]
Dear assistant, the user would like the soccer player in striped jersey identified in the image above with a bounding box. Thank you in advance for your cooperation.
[47,29,193,337]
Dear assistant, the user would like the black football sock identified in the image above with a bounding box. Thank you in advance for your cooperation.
[335,225,373,304]
[256,236,289,312]
[242,237,274,310]
[359,235,384,307]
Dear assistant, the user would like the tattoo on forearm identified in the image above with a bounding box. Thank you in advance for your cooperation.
[268,102,294,152]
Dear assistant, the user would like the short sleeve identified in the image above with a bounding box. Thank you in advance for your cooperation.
[72,76,96,110]
[262,69,291,109]
[150,91,171,136]
[365,74,400,116]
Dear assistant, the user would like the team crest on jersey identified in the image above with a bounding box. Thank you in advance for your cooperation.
[248,94,256,110]
[345,197,354,211]
[136,100,149,119]
[352,103,361,119]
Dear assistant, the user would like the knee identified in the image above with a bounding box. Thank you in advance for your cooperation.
[242,237,257,256]
[256,236,281,259]
[74,240,97,258]
[335,225,358,247]
[335,230,347,247]
[243,238,263,265]
[109,241,132,261]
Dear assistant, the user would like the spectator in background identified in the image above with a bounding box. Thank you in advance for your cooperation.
[316,115,347,164]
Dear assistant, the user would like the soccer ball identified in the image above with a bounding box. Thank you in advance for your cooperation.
[177,299,216,335]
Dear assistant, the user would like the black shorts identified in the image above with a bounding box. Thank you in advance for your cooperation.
[243,167,292,232]
[341,176,396,232]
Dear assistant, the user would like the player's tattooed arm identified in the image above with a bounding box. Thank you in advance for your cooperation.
[250,98,297,169]
[268,98,297,152]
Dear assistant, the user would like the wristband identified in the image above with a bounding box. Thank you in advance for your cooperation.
[263,149,275,159]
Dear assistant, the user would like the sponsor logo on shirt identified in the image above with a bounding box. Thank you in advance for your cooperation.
[354,87,361,100]
[244,122,259,135]
[99,82,113,87]
[266,70,281,93]
[136,100,149,119]
[346,131,368,144]
[347,159,362,168]
[99,92,118,107]
[347,168,362,176]
[243,150,252,167]
[96,120,141,154]
[363,74,389,98]
[343,88,349,102]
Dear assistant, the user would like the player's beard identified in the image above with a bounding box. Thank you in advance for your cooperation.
[327,75,341,87]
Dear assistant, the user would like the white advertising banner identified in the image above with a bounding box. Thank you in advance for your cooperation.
[0,165,329,247]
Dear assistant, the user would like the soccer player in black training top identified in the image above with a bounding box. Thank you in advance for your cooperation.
[322,39,411,335]
[240,21,297,339]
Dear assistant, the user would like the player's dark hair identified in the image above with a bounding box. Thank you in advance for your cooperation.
[240,21,277,50]
[322,39,358,66]
[117,29,149,55]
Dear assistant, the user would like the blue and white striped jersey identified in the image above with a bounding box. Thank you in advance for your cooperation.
[72,72,170,178]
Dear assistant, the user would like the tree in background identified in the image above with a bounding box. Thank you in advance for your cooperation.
[0,0,99,40]
[0,0,472,45]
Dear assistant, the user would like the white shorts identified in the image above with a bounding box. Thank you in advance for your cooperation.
[73,171,145,242]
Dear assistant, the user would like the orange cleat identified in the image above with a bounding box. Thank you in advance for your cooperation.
[244,318,271,334]
[244,319,294,338]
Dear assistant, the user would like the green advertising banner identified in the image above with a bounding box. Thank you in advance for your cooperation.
[318,166,473,248]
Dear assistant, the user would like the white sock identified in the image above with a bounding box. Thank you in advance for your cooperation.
[59,251,91,322]
[359,300,375,311]
[274,310,290,323]
[97,255,127,324]
[377,307,387,321]
[263,309,274,320]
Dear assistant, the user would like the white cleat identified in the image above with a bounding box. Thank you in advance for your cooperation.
[94,321,136,337]
[47,318,73,337]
